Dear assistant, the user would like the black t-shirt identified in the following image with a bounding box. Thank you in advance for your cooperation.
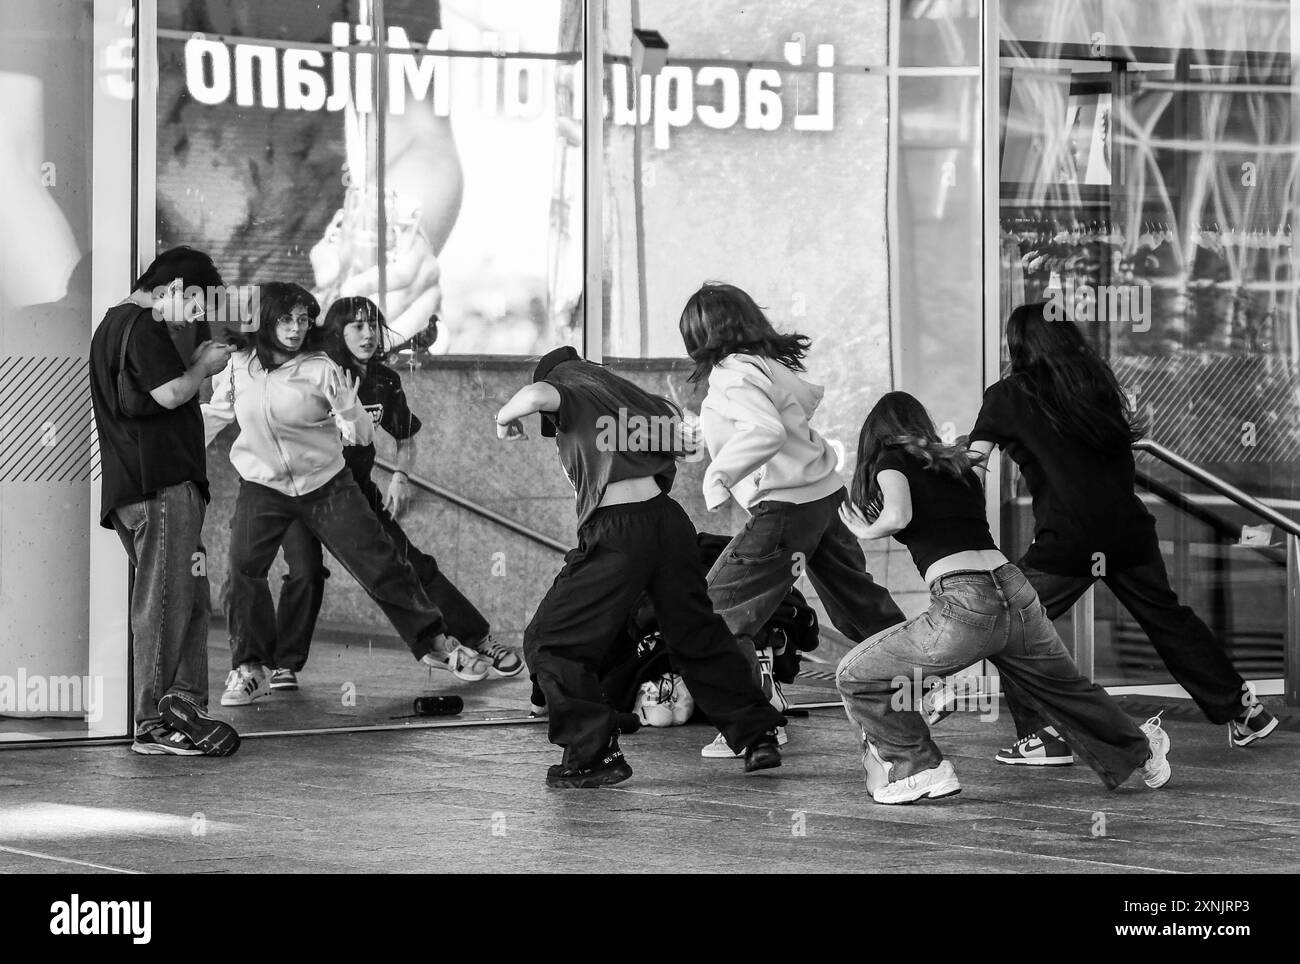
[547,381,677,528]
[344,363,423,483]
[89,303,210,528]
[970,377,1159,575]
[876,447,996,576]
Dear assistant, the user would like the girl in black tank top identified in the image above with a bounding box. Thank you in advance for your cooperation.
[834,391,1170,805]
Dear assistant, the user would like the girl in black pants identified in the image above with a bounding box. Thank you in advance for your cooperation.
[969,302,1277,764]
[264,298,519,688]
[203,283,478,706]
[497,346,784,788]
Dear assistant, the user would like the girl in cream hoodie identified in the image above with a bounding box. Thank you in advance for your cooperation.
[202,282,485,706]
[679,283,905,756]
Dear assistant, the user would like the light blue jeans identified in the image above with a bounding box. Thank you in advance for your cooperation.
[111,482,211,734]
[836,564,1149,787]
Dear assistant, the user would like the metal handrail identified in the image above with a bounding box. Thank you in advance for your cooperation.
[1132,437,1298,707]
[374,457,570,555]
[1133,438,1300,538]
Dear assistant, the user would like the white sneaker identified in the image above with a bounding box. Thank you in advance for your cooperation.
[1137,714,1172,789]
[220,664,270,706]
[872,759,962,805]
[420,641,490,682]
[700,726,787,758]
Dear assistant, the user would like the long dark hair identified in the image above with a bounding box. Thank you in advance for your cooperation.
[246,282,320,371]
[316,296,392,380]
[544,360,684,455]
[1005,302,1143,452]
[850,391,983,517]
[679,282,811,382]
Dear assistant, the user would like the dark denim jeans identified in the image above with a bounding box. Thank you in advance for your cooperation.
[837,564,1150,789]
[225,470,445,666]
[110,482,211,735]
[268,478,491,671]
[706,488,904,680]
[524,494,783,767]
[1008,555,1247,733]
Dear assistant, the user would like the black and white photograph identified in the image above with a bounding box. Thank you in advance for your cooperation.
[0,0,1295,928]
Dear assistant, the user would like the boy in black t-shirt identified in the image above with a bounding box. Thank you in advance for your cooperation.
[88,247,241,756]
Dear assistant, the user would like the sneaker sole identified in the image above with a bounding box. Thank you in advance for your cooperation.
[994,753,1075,766]
[486,663,524,679]
[220,691,269,706]
[546,763,633,789]
[130,741,204,756]
[424,659,491,683]
[1230,715,1279,747]
[269,681,299,691]
[159,695,241,757]
[874,783,962,805]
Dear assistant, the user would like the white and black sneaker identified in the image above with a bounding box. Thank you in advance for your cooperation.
[220,664,271,706]
[1138,714,1172,789]
[995,726,1074,766]
[1229,682,1278,748]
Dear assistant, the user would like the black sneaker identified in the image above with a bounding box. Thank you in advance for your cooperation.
[158,694,241,757]
[131,724,204,756]
[546,737,633,789]
[744,730,783,773]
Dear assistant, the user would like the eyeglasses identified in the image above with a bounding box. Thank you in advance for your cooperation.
[276,314,312,330]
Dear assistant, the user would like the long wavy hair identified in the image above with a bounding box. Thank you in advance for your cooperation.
[544,359,684,455]
[850,391,983,517]
[315,296,392,381]
[1005,302,1144,453]
[679,282,811,382]
[244,282,321,372]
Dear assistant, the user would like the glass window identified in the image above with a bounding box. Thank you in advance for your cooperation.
[995,0,1300,686]
[156,0,581,357]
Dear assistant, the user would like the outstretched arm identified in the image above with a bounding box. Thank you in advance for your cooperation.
[495,382,561,438]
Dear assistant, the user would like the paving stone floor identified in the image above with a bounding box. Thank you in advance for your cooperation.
[1,691,1296,874]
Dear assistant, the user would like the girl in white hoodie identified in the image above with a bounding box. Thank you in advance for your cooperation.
[679,283,905,756]
[203,283,484,706]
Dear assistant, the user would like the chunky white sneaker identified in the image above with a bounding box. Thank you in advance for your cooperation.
[420,641,490,682]
[872,760,962,805]
[1137,714,1172,789]
[700,726,787,758]
[220,664,270,706]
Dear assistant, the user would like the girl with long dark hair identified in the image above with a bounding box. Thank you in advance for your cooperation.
[203,283,486,706]
[258,297,518,689]
[836,391,1171,803]
[969,303,1276,765]
[496,346,784,788]
[678,282,905,757]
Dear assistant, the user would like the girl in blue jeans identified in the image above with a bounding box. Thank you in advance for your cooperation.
[835,392,1172,804]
